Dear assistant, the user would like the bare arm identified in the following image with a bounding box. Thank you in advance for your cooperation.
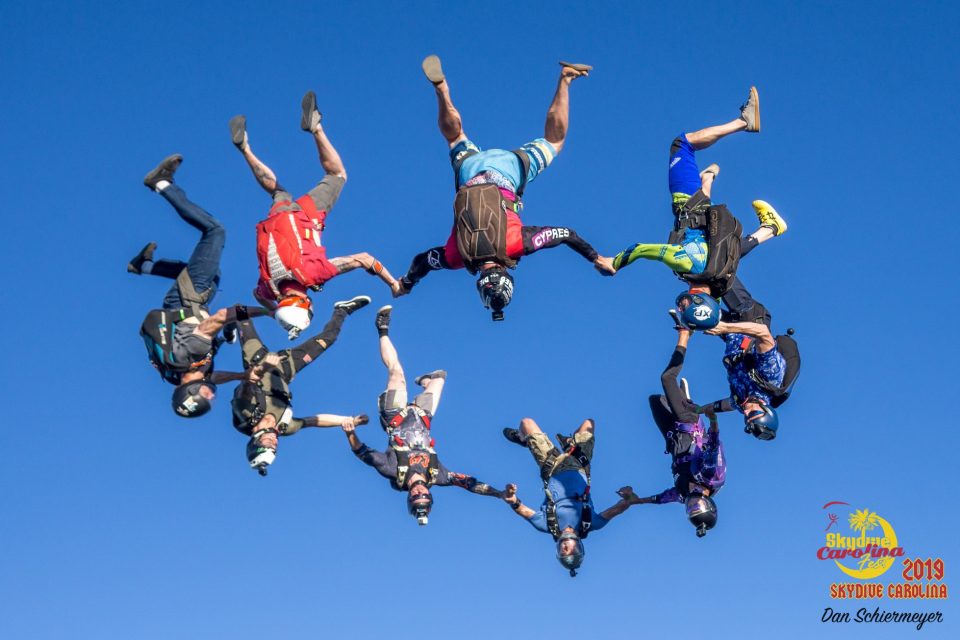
[706,320,775,351]
[502,483,537,519]
[303,414,369,428]
[195,305,272,341]
[598,486,640,521]
[329,253,402,296]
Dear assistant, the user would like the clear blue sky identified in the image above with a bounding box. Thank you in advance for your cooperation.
[2,1,957,638]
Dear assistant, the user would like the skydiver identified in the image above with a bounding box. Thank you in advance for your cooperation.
[342,305,506,525]
[629,328,726,537]
[500,418,641,577]
[611,89,788,323]
[130,154,270,418]
[229,91,402,339]
[230,296,370,475]
[702,317,787,441]
[396,55,616,321]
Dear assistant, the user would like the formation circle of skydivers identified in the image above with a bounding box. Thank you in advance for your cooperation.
[130,56,801,577]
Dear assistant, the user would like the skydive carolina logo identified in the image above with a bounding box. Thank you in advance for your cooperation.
[818,501,904,579]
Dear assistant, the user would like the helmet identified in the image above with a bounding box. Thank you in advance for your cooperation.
[675,291,720,331]
[171,380,216,418]
[407,480,433,525]
[555,531,585,577]
[476,267,514,321]
[275,295,314,339]
[744,401,779,440]
[246,429,277,476]
[685,494,718,537]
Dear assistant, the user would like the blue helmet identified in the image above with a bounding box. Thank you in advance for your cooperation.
[675,291,720,330]
[744,401,779,440]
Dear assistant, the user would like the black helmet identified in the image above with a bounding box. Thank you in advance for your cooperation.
[171,380,216,418]
[685,494,718,537]
[476,267,514,321]
[407,480,434,526]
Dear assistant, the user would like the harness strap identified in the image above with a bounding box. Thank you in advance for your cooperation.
[511,150,531,200]
[673,190,711,231]
[176,268,213,318]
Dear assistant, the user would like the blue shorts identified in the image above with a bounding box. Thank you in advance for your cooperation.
[668,134,701,198]
[450,137,557,193]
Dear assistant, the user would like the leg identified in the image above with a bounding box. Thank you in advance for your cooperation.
[684,119,747,151]
[229,116,285,195]
[160,187,226,310]
[518,417,559,472]
[310,121,347,180]
[543,64,589,155]
[237,318,268,369]
[283,307,348,376]
[648,394,676,441]
[424,56,467,147]
[612,241,696,273]
[413,374,445,416]
[379,333,406,393]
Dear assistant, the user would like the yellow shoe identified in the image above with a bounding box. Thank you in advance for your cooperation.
[752,199,787,236]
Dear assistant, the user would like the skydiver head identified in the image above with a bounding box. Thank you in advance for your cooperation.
[275,284,314,340]
[476,263,514,321]
[685,493,718,537]
[171,372,216,418]
[407,479,433,526]
[742,397,779,440]
[675,288,720,331]
[556,529,585,577]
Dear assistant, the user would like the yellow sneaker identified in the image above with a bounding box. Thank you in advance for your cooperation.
[752,200,787,236]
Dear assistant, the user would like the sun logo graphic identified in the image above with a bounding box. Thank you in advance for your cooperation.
[817,501,905,579]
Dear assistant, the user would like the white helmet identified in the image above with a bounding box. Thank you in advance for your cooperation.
[275,295,313,339]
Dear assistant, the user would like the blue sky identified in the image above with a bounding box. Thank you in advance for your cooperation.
[2,1,957,637]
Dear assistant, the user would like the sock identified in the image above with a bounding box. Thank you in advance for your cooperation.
[154,180,171,192]
[378,326,389,338]
[141,260,155,275]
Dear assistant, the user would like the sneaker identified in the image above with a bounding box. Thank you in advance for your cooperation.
[739,86,760,132]
[421,55,445,84]
[375,305,392,332]
[699,163,720,180]
[502,428,525,447]
[127,242,157,274]
[558,60,593,75]
[415,370,447,387]
[223,323,238,344]
[143,155,182,190]
[752,199,787,236]
[229,115,247,149]
[334,295,371,315]
[300,90,322,132]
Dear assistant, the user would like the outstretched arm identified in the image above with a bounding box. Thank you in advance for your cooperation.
[398,247,451,293]
[520,225,615,275]
[501,483,537,519]
[207,370,248,384]
[705,320,776,352]
[329,253,402,296]
[598,486,642,521]
[195,304,272,342]
[442,468,504,498]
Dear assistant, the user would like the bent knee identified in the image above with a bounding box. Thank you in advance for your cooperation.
[519,417,541,434]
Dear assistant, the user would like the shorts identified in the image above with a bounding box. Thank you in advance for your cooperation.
[378,388,438,426]
[526,430,595,477]
[171,321,212,364]
[668,134,701,199]
[450,138,557,193]
[273,174,345,216]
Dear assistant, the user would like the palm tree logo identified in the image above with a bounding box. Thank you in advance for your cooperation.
[848,509,882,569]
[849,509,880,537]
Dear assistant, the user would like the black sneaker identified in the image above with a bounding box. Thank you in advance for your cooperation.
[223,323,238,344]
[375,305,392,332]
[415,370,447,387]
[229,115,247,149]
[127,242,157,274]
[502,428,525,447]
[334,295,371,315]
[300,91,322,132]
[143,155,182,190]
